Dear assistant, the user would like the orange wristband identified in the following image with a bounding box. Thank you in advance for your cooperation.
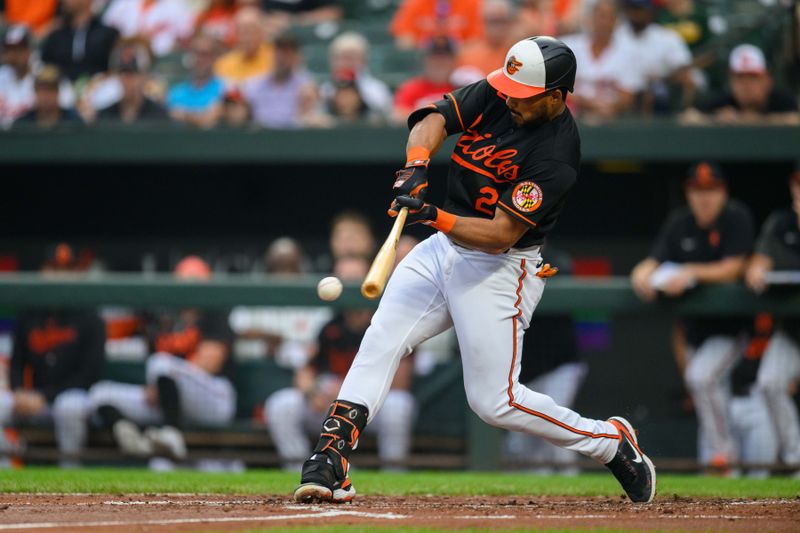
[406,146,431,167]
[430,209,456,234]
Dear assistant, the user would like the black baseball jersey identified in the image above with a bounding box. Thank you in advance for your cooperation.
[754,209,800,343]
[311,314,365,378]
[147,309,235,381]
[11,310,106,402]
[408,79,580,248]
[651,199,755,345]
[755,209,800,270]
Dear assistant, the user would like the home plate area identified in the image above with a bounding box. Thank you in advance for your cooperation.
[0,494,797,532]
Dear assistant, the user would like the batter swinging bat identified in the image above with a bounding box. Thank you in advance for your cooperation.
[361,207,408,299]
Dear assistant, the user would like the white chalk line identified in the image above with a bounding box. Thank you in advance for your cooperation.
[0,509,408,531]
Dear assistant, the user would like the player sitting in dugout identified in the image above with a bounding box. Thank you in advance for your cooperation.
[90,256,235,463]
[1,243,105,466]
[744,168,800,474]
[265,255,416,471]
[631,162,755,471]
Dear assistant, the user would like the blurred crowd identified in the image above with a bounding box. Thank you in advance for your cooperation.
[0,0,798,130]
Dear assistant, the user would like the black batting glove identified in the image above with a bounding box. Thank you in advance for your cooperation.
[393,162,429,200]
[388,195,438,225]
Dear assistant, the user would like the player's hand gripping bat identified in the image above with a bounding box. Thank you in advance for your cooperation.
[361,207,408,299]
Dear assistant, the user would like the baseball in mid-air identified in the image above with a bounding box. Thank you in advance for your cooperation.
[317,276,343,301]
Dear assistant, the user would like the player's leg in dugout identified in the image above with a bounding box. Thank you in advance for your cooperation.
[757,331,800,466]
[338,233,453,421]
[445,243,620,464]
[683,335,740,464]
[265,387,311,469]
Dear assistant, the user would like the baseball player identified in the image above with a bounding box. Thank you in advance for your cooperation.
[90,256,236,462]
[294,36,656,504]
[744,169,800,472]
[631,163,755,470]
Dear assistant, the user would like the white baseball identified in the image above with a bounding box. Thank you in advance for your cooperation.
[317,276,343,301]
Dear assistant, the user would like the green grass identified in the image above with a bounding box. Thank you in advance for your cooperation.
[228,529,685,533]
[0,468,798,499]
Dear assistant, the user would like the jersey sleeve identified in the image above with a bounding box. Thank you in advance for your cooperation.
[199,312,233,344]
[407,79,490,135]
[650,212,681,262]
[496,161,576,229]
[721,205,755,257]
[755,212,783,258]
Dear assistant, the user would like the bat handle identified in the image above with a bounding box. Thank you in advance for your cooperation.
[361,207,408,300]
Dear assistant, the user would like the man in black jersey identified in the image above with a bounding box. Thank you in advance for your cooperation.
[744,170,800,471]
[631,162,755,470]
[294,36,656,504]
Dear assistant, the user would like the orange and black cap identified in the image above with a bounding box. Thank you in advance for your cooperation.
[686,162,726,190]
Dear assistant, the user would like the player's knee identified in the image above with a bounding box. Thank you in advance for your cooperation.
[466,393,508,427]
[146,352,180,381]
[52,391,88,421]
[684,362,714,390]
[264,388,304,425]
[88,382,118,409]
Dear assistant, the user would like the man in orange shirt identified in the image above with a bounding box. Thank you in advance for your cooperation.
[1,0,58,36]
[456,0,516,76]
[391,0,483,49]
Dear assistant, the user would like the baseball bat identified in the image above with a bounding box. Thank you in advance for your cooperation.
[361,207,408,300]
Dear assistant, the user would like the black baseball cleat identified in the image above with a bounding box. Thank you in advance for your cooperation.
[293,454,356,504]
[605,416,657,503]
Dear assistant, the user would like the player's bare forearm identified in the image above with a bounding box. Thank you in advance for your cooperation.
[446,209,528,255]
[683,256,746,283]
[407,112,447,158]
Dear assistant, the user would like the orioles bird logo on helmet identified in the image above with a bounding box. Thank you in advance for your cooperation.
[506,55,523,75]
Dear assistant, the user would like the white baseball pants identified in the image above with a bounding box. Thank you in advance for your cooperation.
[757,331,800,466]
[338,232,621,464]
[90,353,236,426]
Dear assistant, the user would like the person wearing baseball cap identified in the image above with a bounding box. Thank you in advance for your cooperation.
[13,65,81,129]
[95,41,169,124]
[294,35,658,506]
[0,25,35,126]
[632,161,755,471]
[688,44,799,124]
[744,167,800,473]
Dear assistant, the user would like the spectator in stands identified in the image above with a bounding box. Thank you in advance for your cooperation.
[0,243,105,466]
[229,237,332,368]
[13,65,81,129]
[319,32,392,118]
[455,0,516,77]
[167,34,225,129]
[505,249,586,474]
[90,256,236,465]
[243,33,316,128]
[325,69,381,126]
[221,87,251,127]
[560,0,643,121]
[616,0,694,113]
[261,0,342,35]
[102,0,197,57]
[195,0,240,49]
[0,0,58,36]
[95,41,169,123]
[390,0,483,49]
[513,0,583,40]
[214,6,274,88]
[657,0,710,53]
[330,210,376,262]
[265,255,416,470]
[393,36,457,124]
[744,170,800,473]
[40,0,119,82]
[681,44,800,126]
[630,162,754,471]
[1,25,75,128]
